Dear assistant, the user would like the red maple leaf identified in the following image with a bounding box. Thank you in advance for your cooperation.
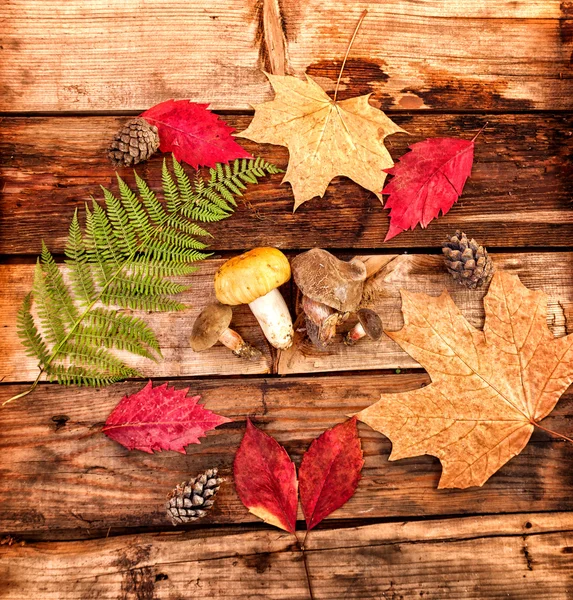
[382,136,476,241]
[141,99,252,169]
[233,419,298,533]
[103,380,231,453]
[299,417,364,530]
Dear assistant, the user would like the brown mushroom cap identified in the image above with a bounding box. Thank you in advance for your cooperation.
[356,308,383,340]
[190,303,233,351]
[214,247,291,306]
[291,248,367,312]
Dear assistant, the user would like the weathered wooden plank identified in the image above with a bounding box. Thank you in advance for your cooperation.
[1,252,570,382]
[1,1,571,111]
[278,252,573,374]
[0,374,572,537]
[1,513,572,598]
[1,114,572,254]
[0,260,273,383]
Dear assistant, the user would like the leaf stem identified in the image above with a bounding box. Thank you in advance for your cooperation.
[3,369,44,406]
[295,531,315,600]
[471,122,488,142]
[533,421,573,445]
[333,9,368,103]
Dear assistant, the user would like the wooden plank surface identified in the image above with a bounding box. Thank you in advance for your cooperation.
[1,373,572,537]
[279,252,573,374]
[1,252,571,382]
[0,259,274,383]
[0,259,274,381]
[1,1,571,112]
[1,114,572,254]
[1,513,572,599]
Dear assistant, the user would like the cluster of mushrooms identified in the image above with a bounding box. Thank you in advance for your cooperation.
[190,247,383,360]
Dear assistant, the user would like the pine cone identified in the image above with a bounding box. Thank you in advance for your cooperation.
[442,231,494,289]
[108,117,160,167]
[165,468,223,525]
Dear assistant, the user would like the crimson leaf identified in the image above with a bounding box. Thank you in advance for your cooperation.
[382,137,475,241]
[141,99,252,168]
[299,417,364,529]
[103,380,231,453]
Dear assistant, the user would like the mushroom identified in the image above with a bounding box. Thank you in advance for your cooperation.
[344,308,383,346]
[190,302,262,361]
[214,247,294,350]
[291,248,367,347]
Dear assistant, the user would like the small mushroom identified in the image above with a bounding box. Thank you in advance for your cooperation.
[190,303,262,361]
[292,249,367,347]
[214,247,294,350]
[344,308,383,346]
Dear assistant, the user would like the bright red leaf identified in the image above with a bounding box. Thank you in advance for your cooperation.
[103,380,231,453]
[141,99,252,169]
[299,417,364,530]
[382,137,476,241]
[234,419,298,533]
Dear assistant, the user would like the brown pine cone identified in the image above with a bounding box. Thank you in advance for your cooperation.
[442,231,494,289]
[108,117,160,168]
[165,468,223,525]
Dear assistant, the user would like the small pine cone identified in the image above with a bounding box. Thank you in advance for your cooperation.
[166,468,223,525]
[108,117,160,168]
[442,231,494,289]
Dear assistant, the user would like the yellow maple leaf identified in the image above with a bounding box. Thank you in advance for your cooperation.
[237,73,406,210]
[357,271,573,489]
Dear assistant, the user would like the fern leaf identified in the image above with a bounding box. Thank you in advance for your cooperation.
[65,211,96,306]
[41,242,79,328]
[17,293,50,363]
[15,155,280,394]
[33,260,67,346]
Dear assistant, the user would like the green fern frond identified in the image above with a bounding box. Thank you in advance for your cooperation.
[13,155,280,397]
[65,211,97,306]
[17,293,50,363]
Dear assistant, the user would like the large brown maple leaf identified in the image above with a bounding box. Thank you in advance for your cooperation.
[357,271,573,489]
[236,73,406,210]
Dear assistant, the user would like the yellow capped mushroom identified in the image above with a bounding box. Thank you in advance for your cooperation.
[214,247,294,350]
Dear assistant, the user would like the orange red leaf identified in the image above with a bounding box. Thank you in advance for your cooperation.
[299,417,364,530]
[233,419,298,533]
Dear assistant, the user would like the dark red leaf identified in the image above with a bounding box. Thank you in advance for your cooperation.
[141,99,252,169]
[233,419,298,533]
[382,137,475,241]
[299,417,364,530]
[103,380,231,453]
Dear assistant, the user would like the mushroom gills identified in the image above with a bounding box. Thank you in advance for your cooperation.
[248,288,294,350]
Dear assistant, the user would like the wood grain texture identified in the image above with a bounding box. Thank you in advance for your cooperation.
[1,0,571,111]
[1,114,572,254]
[0,374,572,537]
[2,253,572,381]
[1,513,572,598]
[279,252,573,374]
[0,260,273,383]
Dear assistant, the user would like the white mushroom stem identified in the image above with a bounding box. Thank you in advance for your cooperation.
[218,328,262,361]
[248,288,294,350]
[344,322,366,345]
